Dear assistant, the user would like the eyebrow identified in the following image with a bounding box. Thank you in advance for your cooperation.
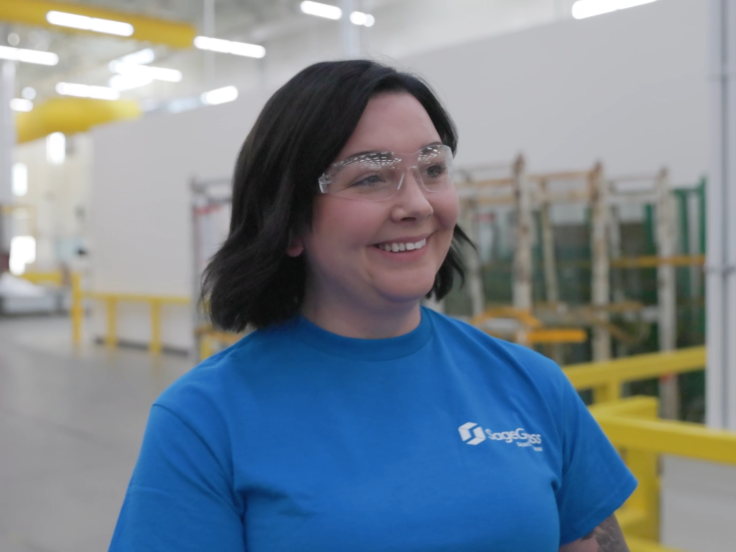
[337,141,443,165]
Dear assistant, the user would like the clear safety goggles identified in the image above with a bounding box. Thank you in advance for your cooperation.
[318,143,455,202]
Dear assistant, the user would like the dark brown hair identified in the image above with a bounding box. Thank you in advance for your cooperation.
[202,59,471,331]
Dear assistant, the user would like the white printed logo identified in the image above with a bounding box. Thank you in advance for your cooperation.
[458,422,486,445]
[458,422,543,452]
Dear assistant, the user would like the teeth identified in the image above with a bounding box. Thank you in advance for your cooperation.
[376,238,427,252]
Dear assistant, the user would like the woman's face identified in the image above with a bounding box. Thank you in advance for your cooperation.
[292,92,459,319]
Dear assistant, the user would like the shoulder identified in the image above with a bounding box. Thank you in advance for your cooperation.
[153,323,293,422]
[426,308,564,376]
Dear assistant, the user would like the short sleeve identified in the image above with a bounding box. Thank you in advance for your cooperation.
[555,378,638,546]
[109,405,245,552]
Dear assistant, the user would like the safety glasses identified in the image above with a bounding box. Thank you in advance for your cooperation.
[318,143,454,202]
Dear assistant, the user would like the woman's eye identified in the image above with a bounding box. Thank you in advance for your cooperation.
[424,163,447,179]
[351,173,384,187]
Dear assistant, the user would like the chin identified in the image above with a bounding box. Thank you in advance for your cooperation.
[377,280,436,305]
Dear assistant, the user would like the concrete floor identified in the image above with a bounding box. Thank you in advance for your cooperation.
[0,316,192,552]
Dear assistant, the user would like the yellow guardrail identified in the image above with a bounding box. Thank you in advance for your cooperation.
[70,274,190,353]
[563,346,706,403]
[562,348,734,552]
[20,270,64,286]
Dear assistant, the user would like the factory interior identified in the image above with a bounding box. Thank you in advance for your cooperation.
[1,1,735,551]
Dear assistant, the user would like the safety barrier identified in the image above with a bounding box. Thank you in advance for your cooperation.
[563,347,734,552]
[70,274,190,353]
[563,346,706,404]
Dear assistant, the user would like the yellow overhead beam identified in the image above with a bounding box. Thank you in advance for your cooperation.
[0,0,196,49]
[16,97,141,143]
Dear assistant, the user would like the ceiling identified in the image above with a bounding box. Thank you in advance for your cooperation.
[2,0,384,106]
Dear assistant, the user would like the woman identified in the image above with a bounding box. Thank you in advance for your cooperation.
[110,60,636,551]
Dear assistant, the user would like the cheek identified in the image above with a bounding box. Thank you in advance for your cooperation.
[307,197,387,254]
[431,189,460,243]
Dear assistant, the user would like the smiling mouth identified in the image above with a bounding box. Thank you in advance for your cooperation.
[373,237,428,253]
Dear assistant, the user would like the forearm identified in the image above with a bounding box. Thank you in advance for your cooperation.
[559,514,630,552]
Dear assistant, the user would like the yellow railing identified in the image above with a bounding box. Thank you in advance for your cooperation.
[563,346,706,404]
[21,270,64,286]
[562,347,735,552]
[70,274,190,353]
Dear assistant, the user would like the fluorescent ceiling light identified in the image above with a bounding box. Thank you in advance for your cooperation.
[118,48,155,65]
[22,87,36,100]
[300,1,342,20]
[109,74,153,91]
[0,45,58,66]
[46,10,134,37]
[201,86,238,105]
[350,11,375,27]
[10,98,33,112]
[109,61,182,82]
[56,82,120,101]
[572,0,657,20]
[193,36,266,58]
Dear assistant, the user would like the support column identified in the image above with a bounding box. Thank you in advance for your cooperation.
[590,162,611,361]
[655,168,679,419]
[707,0,736,430]
[539,179,559,305]
[512,155,532,312]
[340,0,360,58]
[0,60,16,271]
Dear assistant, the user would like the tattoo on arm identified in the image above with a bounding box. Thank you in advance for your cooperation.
[581,515,630,552]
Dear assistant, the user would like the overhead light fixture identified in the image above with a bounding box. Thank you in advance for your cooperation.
[22,87,37,100]
[572,0,657,20]
[109,74,153,91]
[193,36,266,58]
[201,86,238,105]
[56,82,120,101]
[350,12,375,27]
[10,98,33,112]
[46,10,134,37]
[109,61,182,82]
[300,1,342,20]
[0,45,58,66]
[117,48,155,65]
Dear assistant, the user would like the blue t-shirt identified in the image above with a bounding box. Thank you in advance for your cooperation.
[110,308,636,551]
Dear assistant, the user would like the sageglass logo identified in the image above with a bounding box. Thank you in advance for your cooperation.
[458,422,543,452]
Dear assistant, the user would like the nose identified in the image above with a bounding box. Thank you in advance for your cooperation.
[391,168,433,222]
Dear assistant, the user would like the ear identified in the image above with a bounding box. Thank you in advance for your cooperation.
[286,233,304,257]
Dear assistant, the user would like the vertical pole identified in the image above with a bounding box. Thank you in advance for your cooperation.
[512,155,532,313]
[0,60,16,271]
[590,162,611,361]
[203,0,215,88]
[71,272,83,345]
[105,297,117,348]
[340,0,360,58]
[707,0,736,429]
[540,179,559,305]
[150,300,162,354]
[655,168,679,418]
[462,194,485,318]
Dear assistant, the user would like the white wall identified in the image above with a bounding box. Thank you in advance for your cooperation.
[403,0,708,182]
[14,133,93,272]
[90,0,709,350]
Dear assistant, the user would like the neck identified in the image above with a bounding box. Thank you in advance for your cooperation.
[300,292,422,339]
